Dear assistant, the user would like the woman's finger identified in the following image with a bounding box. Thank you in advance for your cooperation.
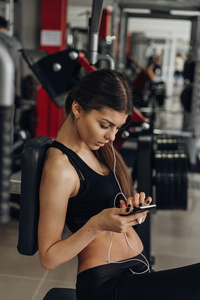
[145,196,152,205]
[139,192,146,206]
[126,197,133,210]
[119,199,127,208]
[133,193,140,207]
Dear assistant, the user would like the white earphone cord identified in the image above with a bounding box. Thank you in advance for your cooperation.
[109,142,150,274]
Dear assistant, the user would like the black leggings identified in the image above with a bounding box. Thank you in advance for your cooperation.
[76,253,200,300]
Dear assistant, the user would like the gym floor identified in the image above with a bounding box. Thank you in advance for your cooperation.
[1,91,200,300]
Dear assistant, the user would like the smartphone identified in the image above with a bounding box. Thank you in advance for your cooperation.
[128,204,156,215]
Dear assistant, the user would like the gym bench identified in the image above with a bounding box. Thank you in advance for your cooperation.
[17,135,76,300]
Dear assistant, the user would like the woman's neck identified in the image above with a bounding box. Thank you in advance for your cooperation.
[56,114,88,153]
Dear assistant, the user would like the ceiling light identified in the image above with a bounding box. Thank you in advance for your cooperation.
[170,10,200,16]
[123,8,151,14]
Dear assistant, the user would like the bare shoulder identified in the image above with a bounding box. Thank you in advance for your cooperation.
[38,148,80,255]
[40,147,79,201]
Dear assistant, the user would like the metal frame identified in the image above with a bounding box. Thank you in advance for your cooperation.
[117,11,199,72]
[116,1,200,164]
[88,0,115,68]
[190,16,200,138]
[118,0,200,12]
[188,16,200,163]
[88,0,105,65]
[0,42,15,223]
[136,135,153,262]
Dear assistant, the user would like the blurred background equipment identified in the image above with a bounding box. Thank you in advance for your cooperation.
[1,0,200,299]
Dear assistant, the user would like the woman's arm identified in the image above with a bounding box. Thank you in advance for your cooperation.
[38,156,101,270]
[38,156,149,271]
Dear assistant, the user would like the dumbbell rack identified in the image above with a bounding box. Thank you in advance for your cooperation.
[133,130,189,263]
[154,136,188,210]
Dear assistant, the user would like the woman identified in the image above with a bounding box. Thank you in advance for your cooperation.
[38,69,200,299]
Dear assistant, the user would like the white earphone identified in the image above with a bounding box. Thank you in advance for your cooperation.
[110,142,150,274]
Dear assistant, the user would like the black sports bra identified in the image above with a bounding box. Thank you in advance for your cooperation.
[50,141,120,232]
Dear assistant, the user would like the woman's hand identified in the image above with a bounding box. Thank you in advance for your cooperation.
[92,193,152,233]
[119,192,152,225]
[120,192,152,211]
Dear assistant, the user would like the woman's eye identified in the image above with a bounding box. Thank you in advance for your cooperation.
[116,126,122,131]
[100,124,109,129]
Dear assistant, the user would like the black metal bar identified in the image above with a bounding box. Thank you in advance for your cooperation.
[136,135,153,262]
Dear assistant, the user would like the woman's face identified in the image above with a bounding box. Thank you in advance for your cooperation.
[76,106,128,150]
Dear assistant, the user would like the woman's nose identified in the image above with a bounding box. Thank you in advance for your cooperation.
[105,129,116,142]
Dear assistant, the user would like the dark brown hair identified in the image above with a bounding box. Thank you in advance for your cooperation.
[65,69,134,197]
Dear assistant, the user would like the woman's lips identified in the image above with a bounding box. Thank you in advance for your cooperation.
[97,142,105,147]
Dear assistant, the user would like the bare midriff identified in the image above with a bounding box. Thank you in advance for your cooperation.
[77,226,143,274]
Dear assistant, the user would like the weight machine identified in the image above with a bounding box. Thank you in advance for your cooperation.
[1,0,105,299]
[17,0,114,299]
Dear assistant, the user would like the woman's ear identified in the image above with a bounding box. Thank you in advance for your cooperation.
[72,100,82,118]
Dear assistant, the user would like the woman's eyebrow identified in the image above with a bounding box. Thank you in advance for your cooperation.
[101,118,124,127]
[101,118,116,126]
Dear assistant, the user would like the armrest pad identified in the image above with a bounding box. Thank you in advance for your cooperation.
[17,136,52,255]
